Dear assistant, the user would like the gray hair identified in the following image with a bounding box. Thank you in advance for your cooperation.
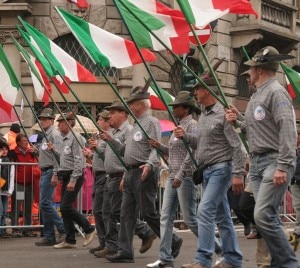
[140,99,151,109]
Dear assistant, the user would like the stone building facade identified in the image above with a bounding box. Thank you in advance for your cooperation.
[0,0,300,132]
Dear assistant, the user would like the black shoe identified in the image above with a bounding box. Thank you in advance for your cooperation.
[105,253,134,263]
[171,237,183,259]
[35,239,56,246]
[89,245,105,254]
[139,233,157,253]
[243,224,251,236]
[159,260,174,268]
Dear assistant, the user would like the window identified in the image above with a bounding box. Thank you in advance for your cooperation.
[54,34,119,81]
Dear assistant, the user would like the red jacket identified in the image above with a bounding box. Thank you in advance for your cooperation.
[12,147,40,185]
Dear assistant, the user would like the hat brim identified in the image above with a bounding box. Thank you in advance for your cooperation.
[244,60,279,71]
[126,93,150,103]
[56,117,75,121]
[240,70,250,76]
[105,105,128,113]
[244,59,257,66]
[193,78,221,89]
[168,100,196,107]
[38,115,55,119]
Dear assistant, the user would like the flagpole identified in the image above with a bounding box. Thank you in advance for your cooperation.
[242,46,251,61]
[114,0,225,107]
[114,0,200,168]
[12,106,31,144]
[116,0,248,153]
[15,23,126,167]
[52,7,169,166]
[15,25,119,165]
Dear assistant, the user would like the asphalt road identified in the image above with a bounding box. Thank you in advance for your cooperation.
[1,225,300,268]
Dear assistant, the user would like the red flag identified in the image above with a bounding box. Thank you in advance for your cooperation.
[67,0,89,9]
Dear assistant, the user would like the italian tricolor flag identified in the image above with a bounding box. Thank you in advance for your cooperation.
[281,63,300,99]
[56,7,156,68]
[116,0,190,54]
[0,45,20,117]
[148,83,174,110]
[18,17,97,90]
[12,36,52,106]
[177,0,258,27]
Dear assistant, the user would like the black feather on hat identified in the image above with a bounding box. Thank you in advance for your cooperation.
[193,58,224,89]
[126,79,152,103]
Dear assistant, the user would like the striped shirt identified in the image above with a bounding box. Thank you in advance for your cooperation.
[56,131,85,182]
[124,112,161,167]
[187,102,245,178]
[103,120,132,174]
[159,115,197,181]
[244,77,297,171]
[38,125,62,169]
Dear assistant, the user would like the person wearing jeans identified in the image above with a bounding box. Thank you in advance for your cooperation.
[175,78,245,268]
[226,46,299,267]
[35,108,65,246]
[148,91,198,268]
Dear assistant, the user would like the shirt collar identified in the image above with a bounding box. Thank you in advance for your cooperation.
[114,120,129,133]
[179,114,193,125]
[256,77,276,92]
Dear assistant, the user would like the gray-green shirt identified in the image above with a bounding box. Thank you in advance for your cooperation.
[38,125,62,169]
[244,77,297,171]
[92,137,105,172]
[124,112,161,167]
[56,131,85,182]
[103,120,132,174]
[187,102,246,178]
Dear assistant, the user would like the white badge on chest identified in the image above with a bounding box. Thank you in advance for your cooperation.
[133,131,143,141]
[41,142,48,151]
[254,106,265,121]
[63,146,71,155]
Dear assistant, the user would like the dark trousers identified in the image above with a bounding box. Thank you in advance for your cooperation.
[118,168,179,257]
[102,174,155,251]
[60,175,94,244]
[238,190,256,225]
[102,175,123,250]
[227,187,251,227]
[92,172,107,247]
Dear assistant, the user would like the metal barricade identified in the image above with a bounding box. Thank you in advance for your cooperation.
[0,161,41,237]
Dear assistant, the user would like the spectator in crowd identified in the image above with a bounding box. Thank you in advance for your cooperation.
[0,138,15,238]
[10,133,39,238]
[4,123,21,150]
